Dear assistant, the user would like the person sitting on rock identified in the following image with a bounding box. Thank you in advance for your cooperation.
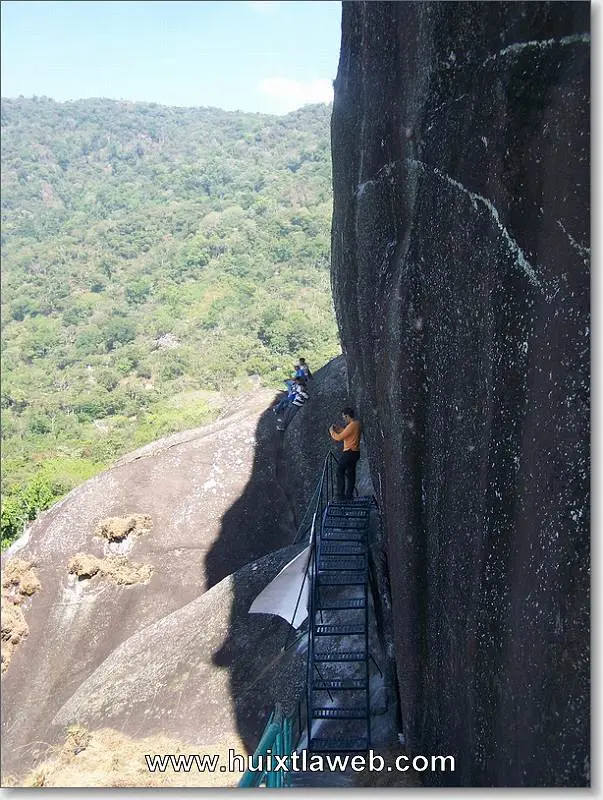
[273,380,297,417]
[273,363,301,415]
[276,378,309,431]
[282,364,305,391]
[298,357,313,380]
[329,407,362,500]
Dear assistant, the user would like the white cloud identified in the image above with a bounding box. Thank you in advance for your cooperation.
[258,77,333,112]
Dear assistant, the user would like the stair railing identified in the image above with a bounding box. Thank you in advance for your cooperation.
[238,703,293,787]
[303,451,341,751]
[294,450,339,544]
[240,452,341,786]
[283,450,339,653]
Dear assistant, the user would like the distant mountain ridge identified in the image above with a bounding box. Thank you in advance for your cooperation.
[1,97,334,237]
[0,96,340,546]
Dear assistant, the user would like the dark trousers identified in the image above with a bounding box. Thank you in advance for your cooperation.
[337,450,360,500]
[281,402,301,429]
[274,395,292,415]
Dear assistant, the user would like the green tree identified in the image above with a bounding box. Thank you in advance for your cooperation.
[1,96,341,549]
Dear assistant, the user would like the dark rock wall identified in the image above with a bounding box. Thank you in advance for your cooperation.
[331,1,589,786]
[279,354,374,518]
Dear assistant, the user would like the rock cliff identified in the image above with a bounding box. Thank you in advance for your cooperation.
[1,389,302,781]
[1,360,368,784]
[331,1,589,787]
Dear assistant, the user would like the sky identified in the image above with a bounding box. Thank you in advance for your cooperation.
[0,0,341,114]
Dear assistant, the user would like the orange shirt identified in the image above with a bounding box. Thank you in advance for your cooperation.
[330,419,361,451]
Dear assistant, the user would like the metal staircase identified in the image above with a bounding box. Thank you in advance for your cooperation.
[306,497,372,753]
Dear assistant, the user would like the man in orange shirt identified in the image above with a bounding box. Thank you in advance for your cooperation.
[329,406,362,501]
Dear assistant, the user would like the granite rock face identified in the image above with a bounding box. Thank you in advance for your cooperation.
[0,360,366,782]
[331,1,589,786]
[278,354,374,516]
[0,390,299,780]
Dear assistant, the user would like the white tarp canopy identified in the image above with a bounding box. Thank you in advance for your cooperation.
[248,545,312,628]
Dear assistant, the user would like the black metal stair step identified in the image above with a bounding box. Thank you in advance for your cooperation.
[312,707,367,720]
[314,624,365,636]
[316,597,366,611]
[324,512,368,522]
[323,506,371,522]
[317,571,366,586]
[321,529,366,541]
[313,650,366,662]
[309,737,368,753]
[313,678,368,691]
[322,526,367,537]
[318,555,366,571]
[326,509,369,519]
[328,497,371,504]
[324,511,368,521]
[328,506,371,513]
[327,501,371,510]
[320,542,365,555]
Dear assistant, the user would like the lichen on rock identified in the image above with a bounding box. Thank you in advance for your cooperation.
[5,727,242,788]
[1,558,41,673]
[2,557,41,599]
[1,600,29,672]
[68,554,153,585]
[94,514,152,543]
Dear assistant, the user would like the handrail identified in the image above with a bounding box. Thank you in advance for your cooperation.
[284,450,339,653]
[294,450,339,544]
[238,703,292,787]
[304,450,339,752]
[240,453,341,787]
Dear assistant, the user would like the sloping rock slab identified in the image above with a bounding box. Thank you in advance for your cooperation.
[1,389,297,778]
[4,543,306,781]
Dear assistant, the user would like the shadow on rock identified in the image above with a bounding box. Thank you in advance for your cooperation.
[206,355,370,754]
[206,403,304,754]
[204,404,297,590]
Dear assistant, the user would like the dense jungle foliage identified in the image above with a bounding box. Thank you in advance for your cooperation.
[0,96,340,548]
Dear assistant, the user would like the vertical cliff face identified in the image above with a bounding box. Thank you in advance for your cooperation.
[331,1,589,787]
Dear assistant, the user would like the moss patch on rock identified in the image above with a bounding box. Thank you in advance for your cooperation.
[68,554,153,585]
[95,514,152,543]
[1,558,41,673]
[4,727,242,787]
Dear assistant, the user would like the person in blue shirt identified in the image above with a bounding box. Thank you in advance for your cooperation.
[298,357,312,380]
[273,381,297,417]
[276,378,309,431]
[272,360,312,420]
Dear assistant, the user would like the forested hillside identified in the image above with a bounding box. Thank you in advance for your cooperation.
[0,97,340,547]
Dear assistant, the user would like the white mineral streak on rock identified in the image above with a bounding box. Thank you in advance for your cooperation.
[106,536,134,556]
[408,159,544,291]
[557,220,590,263]
[354,45,369,202]
[53,575,111,647]
[356,181,369,198]
[5,526,32,556]
[426,93,470,131]
[354,155,556,295]
[354,161,399,198]
[378,239,397,277]
[482,32,590,67]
